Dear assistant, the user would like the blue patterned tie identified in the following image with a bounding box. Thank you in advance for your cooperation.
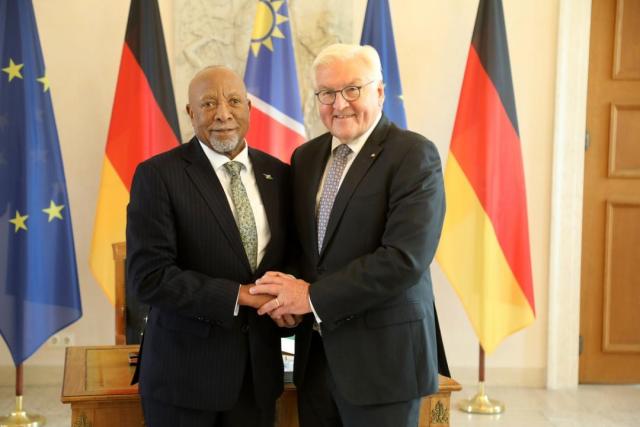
[224,161,258,272]
[317,144,352,252]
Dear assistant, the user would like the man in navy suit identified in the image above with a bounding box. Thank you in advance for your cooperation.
[126,66,295,427]
[252,44,446,427]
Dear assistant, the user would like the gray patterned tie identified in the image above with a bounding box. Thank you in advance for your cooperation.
[317,144,352,252]
[224,161,258,272]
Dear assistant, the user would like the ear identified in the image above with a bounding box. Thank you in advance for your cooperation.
[186,104,193,119]
[247,98,252,111]
[377,81,385,106]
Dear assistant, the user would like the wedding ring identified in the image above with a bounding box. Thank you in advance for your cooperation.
[275,298,281,308]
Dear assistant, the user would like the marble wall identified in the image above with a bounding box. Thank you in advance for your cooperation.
[174,0,354,142]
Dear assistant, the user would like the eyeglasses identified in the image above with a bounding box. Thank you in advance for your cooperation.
[314,80,375,105]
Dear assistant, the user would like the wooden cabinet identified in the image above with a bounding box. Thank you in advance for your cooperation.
[61,345,460,427]
[62,346,144,427]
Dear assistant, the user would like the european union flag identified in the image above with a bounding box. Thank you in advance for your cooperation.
[360,0,407,128]
[0,0,82,366]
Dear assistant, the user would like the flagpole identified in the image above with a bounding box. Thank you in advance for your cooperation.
[479,343,485,382]
[457,344,505,414]
[0,365,45,427]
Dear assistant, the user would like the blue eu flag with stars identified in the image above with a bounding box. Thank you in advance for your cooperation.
[360,0,407,128]
[0,0,82,366]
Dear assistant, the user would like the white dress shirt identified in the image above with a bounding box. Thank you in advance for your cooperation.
[315,113,382,207]
[198,140,270,315]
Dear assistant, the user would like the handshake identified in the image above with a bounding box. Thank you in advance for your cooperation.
[239,271,312,328]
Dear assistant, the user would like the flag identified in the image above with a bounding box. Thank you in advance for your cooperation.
[244,0,304,363]
[436,0,535,354]
[90,0,180,304]
[360,0,407,128]
[0,0,82,365]
[243,0,305,163]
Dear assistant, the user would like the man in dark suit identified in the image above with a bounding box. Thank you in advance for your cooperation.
[126,66,296,427]
[252,44,446,427]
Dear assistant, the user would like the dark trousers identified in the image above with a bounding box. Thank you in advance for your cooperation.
[141,364,276,427]
[297,331,421,427]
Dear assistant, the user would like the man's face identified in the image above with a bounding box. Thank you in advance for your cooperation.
[314,58,384,143]
[186,68,251,158]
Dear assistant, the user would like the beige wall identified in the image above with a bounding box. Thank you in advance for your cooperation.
[1,0,559,387]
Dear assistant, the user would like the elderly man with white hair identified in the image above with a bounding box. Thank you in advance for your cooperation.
[252,43,447,427]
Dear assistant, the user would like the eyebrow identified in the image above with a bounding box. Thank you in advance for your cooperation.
[317,80,366,90]
[199,91,244,100]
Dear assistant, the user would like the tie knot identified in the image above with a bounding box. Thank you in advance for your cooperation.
[334,144,352,159]
[224,161,242,177]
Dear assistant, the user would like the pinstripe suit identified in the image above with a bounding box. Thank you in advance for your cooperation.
[126,138,290,416]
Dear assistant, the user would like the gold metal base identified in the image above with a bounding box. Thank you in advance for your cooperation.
[0,396,46,427]
[457,381,505,414]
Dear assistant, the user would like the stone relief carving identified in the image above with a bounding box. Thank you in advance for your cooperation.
[174,0,353,143]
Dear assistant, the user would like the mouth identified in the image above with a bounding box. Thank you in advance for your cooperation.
[211,128,237,135]
[333,114,356,120]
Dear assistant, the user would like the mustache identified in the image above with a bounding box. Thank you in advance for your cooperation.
[210,126,238,131]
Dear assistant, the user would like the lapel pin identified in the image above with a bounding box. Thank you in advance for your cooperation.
[370,153,376,158]
[263,173,274,180]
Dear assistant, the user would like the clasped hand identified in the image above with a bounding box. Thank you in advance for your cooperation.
[250,271,312,328]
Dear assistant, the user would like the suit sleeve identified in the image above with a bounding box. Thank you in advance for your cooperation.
[309,138,445,326]
[126,160,240,328]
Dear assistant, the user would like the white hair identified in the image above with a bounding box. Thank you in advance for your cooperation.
[311,43,383,88]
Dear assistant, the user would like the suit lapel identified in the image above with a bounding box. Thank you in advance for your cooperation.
[249,149,278,271]
[300,136,332,259]
[182,138,251,271]
[320,116,390,256]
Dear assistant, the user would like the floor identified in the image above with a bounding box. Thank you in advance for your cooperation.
[1,383,639,426]
[449,384,640,426]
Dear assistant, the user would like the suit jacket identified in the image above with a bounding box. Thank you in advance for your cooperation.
[291,115,445,406]
[126,138,290,411]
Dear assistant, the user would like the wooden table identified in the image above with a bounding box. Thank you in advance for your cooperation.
[61,345,144,427]
[61,345,460,427]
[420,375,462,427]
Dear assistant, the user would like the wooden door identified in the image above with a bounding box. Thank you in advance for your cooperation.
[580,0,640,383]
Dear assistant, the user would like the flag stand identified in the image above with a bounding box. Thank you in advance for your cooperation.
[457,344,504,414]
[0,365,45,427]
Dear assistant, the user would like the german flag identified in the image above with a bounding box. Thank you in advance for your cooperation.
[436,0,535,354]
[90,0,179,303]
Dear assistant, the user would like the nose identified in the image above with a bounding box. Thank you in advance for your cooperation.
[214,101,232,121]
[332,92,349,109]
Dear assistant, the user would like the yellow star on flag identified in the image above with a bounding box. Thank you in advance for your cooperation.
[42,200,64,222]
[2,58,24,82]
[9,210,28,232]
[37,74,50,92]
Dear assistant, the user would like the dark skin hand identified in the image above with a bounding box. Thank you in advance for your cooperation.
[239,284,300,327]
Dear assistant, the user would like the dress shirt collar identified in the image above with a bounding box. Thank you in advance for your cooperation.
[330,112,382,156]
[198,139,251,173]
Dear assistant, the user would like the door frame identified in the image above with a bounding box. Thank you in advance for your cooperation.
[546,0,592,389]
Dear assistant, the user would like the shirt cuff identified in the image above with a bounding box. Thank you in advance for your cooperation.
[309,296,321,323]
[234,284,240,316]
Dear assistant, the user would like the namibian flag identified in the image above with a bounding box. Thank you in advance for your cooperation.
[436,0,535,354]
[90,0,180,303]
[244,0,305,163]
